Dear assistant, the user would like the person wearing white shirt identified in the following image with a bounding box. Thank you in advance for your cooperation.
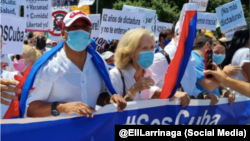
[149,21,220,106]
[26,10,126,118]
[110,28,189,107]
[221,25,250,97]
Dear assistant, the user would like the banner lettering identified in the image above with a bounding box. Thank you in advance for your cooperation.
[26,0,52,32]
[99,9,144,40]
[197,12,217,31]
[216,0,246,32]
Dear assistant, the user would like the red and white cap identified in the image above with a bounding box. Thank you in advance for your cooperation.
[62,10,91,29]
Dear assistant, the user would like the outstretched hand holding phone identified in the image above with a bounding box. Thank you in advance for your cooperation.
[203,63,250,98]
[205,48,214,79]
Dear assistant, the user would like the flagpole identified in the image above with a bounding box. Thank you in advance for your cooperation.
[96,0,98,14]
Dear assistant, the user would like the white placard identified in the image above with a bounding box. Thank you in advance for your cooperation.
[0,15,26,54]
[99,9,144,40]
[78,0,95,7]
[122,5,156,31]
[0,0,20,16]
[18,0,26,5]
[224,22,247,41]
[197,12,217,31]
[26,0,52,32]
[216,0,245,32]
[189,0,209,11]
[152,22,173,41]
[89,14,100,38]
[47,6,71,43]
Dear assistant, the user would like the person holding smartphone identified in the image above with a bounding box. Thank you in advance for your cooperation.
[192,35,235,105]
[204,63,250,98]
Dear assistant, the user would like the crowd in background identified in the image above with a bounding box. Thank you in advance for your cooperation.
[0,10,249,119]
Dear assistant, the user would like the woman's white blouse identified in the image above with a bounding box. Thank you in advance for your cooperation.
[110,64,160,101]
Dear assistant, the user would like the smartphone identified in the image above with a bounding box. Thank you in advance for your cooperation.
[205,49,213,79]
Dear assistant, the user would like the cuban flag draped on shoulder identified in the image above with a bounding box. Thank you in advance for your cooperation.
[160,3,197,99]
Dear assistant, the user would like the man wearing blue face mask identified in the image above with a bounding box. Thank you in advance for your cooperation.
[155,29,173,53]
[24,10,126,118]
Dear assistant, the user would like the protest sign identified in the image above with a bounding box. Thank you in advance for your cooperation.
[0,0,20,17]
[197,12,217,31]
[152,21,173,41]
[216,0,245,32]
[122,5,156,31]
[1,97,250,141]
[99,9,144,40]
[189,0,209,11]
[47,6,71,43]
[89,14,100,38]
[78,0,95,7]
[224,22,247,41]
[93,37,108,53]
[0,14,26,54]
[26,0,52,32]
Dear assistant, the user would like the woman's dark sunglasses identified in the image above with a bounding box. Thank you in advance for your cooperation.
[11,55,21,61]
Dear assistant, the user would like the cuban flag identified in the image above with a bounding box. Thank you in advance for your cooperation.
[159,3,197,99]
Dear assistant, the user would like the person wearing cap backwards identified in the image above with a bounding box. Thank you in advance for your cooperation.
[101,51,115,70]
[25,10,126,118]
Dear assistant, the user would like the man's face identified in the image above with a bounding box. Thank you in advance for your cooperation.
[62,18,91,41]
[165,34,173,42]
[106,55,114,65]
[161,34,173,44]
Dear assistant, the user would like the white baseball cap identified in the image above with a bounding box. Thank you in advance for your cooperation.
[63,10,91,29]
[101,51,114,60]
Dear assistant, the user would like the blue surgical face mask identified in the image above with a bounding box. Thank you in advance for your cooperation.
[66,30,89,52]
[109,64,115,67]
[46,45,52,48]
[213,53,225,65]
[164,39,171,46]
[136,51,154,69]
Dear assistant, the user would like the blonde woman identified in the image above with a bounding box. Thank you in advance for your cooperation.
[110,29,190,107]
[12,45,41,75]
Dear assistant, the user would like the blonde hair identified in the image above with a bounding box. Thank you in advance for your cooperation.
[23,45,41,63]
[115,28,154,69]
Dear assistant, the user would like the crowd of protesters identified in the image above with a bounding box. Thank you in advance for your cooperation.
[0,10,249,119]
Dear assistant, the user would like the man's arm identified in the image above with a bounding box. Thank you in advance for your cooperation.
[203,63,250,98]
[223,77,250,98]
[242,63,249,82]
[198,79,220,92]
[28,101,96,117]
